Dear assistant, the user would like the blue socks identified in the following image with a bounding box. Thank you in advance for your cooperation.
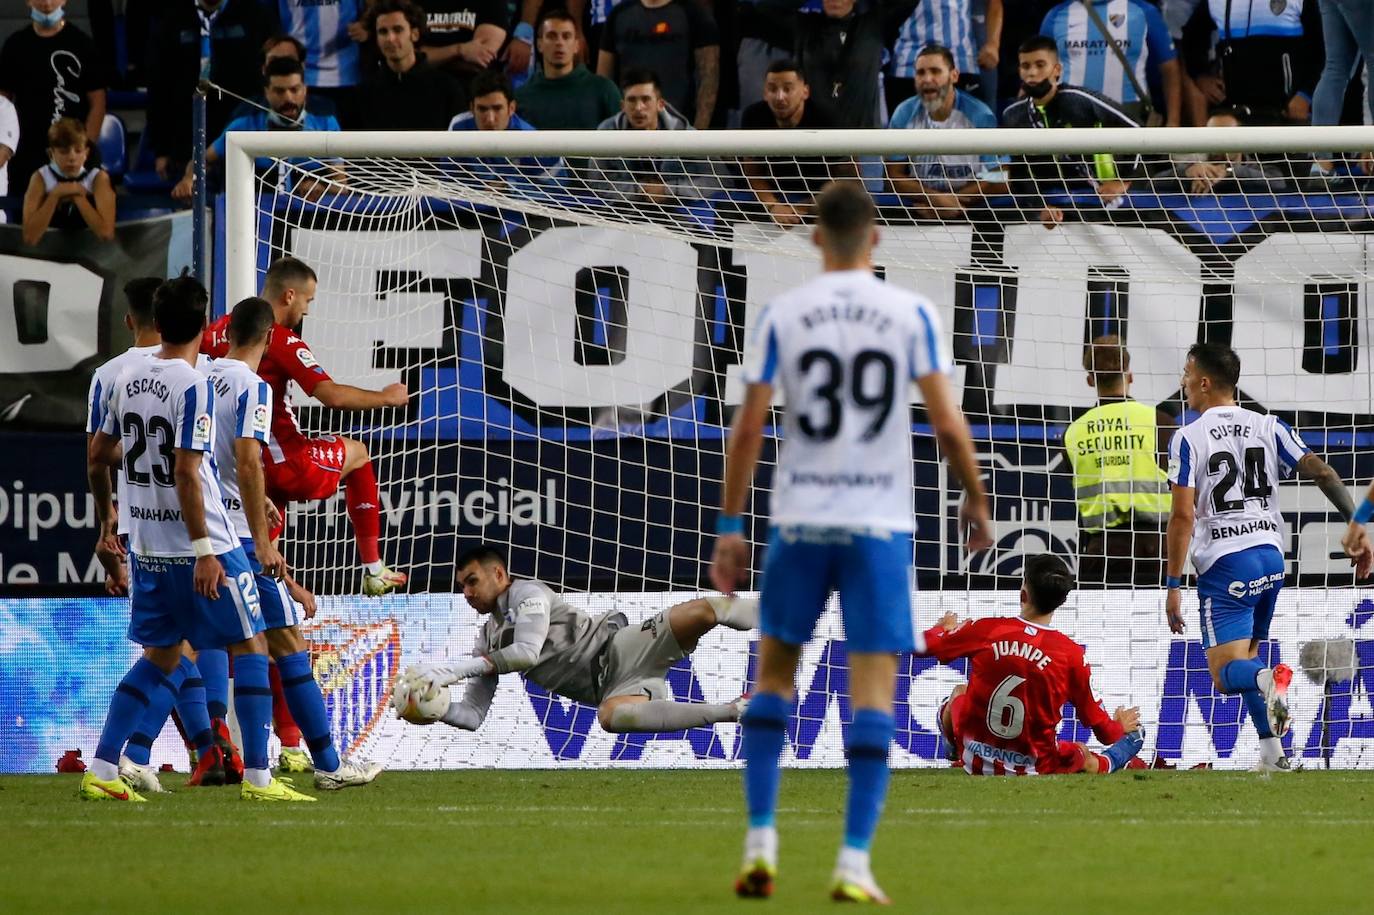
[843,709,894,852]
[175,658,215,756]
[1102,729,1145,772]
[277,650,340,772]
[125,658,190,766]
[741,691,791,829]
[95,658,167,766]
[231,653,273,772]
[1220,658,1273,738]
[199,648,230,721]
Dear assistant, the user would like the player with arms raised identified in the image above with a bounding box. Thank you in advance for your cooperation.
[202,256,408,595]
[712,181,992,903]
[207,296,383,790]
[397,544,759,735]
[924,554,1145,776]
[1165,342,1361,771]
[84,277,311,802]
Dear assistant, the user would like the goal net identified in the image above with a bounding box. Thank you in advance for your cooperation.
[225,126,1374,770]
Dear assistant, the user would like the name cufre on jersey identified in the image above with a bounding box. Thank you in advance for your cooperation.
[740,270,952,532]
[206,357,273,540]
[102,357,239,558]
[203,318,332,459]
[1167,406,1310,575]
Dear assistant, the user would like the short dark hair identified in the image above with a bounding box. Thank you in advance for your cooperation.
[457,544,507,571]
[262,256,317,299]
[1019,35,1060,58]
[1083,334,1129,379]
[123,277,162,329]
[226,296,275,348]
[367,0,426,37]
[916,44,956,70]
[153,276,209,345]
[1024,554,1073,614]
[470,70,515,102]
[815,181,876,260]
[263,55,306,86]
[538,7,578,34]
[620,68,661,92]
[1187,342,1241,391]
[765,58,805,80]
[261,33,307,66]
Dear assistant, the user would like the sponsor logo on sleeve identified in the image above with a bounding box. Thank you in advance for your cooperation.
[297,348,319,369]
[193,413,212,445]
[252,403,270,434]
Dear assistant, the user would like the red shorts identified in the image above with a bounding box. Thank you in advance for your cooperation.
[947,693,1088,775]
[263,435,346,502]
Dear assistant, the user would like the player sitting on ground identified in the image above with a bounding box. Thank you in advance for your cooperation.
[1165,342,1362,772]
[396,544,758,734]
[923,553,1146,776]
[85,276,311,802]
[202,255,409,596]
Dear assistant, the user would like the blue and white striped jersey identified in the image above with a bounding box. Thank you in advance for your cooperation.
[277,0,363,88]
[893,0,978,77]
[740,270,952,532]
[1208,0,1303,39]
[101,356,239,558]
[88,345,159,537]
[1042,0,1176,105]
[887,89,1001,190]
[205,358,272,541]
[1167,405,1309,574]
[590,0,626,26]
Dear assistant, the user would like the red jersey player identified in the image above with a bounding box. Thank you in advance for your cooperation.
[922,554,1145,776]
[204,257,408,596]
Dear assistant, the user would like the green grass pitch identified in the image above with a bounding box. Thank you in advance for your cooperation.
[3,769,1373,913]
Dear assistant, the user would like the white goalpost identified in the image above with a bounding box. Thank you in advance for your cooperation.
[223,126,1374,770]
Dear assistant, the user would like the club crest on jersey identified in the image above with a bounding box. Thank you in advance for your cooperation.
[251,403,270,434]
[1269,0,1286,13]
[1109,13,1124,27]
[193,413,212,445]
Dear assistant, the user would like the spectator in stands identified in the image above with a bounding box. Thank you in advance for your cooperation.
[275,0,367,110]
[21,118,114,245]
[1063,335,1171,588]
[147,0,279,185]
[0,96,16,223]
[1311,2,1374,183]
[734,0,810,115]
[173,57,343,204]
[355,0,465,129]
[597,0,720,129]
[449,71,564,190]
[0,0,107,188]
[516,9,622,128]
[416,0,510,111]
[230,34,339,121]
[1153,108,1290,194]
[891,0,1002,117]
[1002,36,1141,229]
[740,59,841,227]
[783,0,919,128]
[886,44,1002,220]
[1169,0,1321,125]
[1041,0,1181,127]
[590,69,714,205]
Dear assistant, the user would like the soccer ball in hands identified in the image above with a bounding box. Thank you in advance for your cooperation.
[391,670,448,725]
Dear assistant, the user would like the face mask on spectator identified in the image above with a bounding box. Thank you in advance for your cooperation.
[1022,78,1053,100]
[49,156,78,178]
[31,7,64,28]
[268,109,303,129]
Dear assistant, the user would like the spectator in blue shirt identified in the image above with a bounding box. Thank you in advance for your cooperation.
[448,71,565,192]
[891,0,1001,113]
[173,57,343,204]
[1042,0,1181,126]
[276,0,367,109]
[886,44,1002,220]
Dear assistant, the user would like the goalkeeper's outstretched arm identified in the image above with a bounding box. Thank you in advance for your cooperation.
[441,675,498,731]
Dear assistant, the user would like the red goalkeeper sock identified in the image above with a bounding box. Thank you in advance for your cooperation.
[269,661,302,749]
[345,460,382,567]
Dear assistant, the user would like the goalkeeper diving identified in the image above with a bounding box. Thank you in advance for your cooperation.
[394,545,758,732]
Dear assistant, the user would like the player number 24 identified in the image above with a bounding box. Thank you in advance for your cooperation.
[1206,446,1272,513]
[796,348,896,442]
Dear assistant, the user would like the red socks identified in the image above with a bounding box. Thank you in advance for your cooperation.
[344,460,381,566]
[268,661,302,749]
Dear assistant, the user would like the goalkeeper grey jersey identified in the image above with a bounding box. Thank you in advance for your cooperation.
[475,578,624,705]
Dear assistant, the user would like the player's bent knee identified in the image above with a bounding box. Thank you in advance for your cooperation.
[597,699,638,733]
[228,632,269,656]
[265,625,306,657]
[144,644,184,674]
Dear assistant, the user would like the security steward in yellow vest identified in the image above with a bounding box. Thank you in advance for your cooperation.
[1063,336,1173,586]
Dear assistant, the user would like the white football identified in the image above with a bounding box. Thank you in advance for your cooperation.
[392,672,447,725]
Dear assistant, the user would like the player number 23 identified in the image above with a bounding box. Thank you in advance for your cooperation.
[986,675,1027,739]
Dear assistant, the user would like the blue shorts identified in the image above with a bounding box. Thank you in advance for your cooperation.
[129,548,265,650]
[1196,546,1285,649]
[241,540,304,630]
[758,525,915,653]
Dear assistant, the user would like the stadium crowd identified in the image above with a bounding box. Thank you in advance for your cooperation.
[0,0,1369,232]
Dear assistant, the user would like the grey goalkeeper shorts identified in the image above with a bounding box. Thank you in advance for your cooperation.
[597,609,687,701]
